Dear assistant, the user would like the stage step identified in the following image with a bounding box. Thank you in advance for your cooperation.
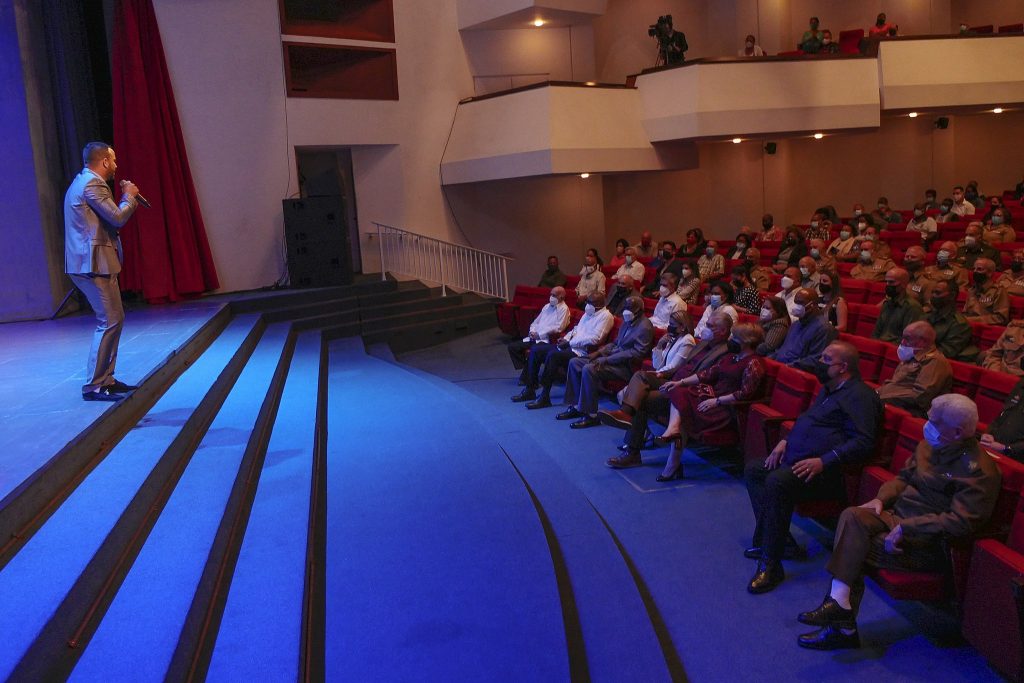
[67,323,294,682]
[0,314,264,681]
[205,331,325,682]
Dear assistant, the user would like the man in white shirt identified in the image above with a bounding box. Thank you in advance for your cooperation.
[776,266,802,321]
[649,273,685,330]
[509,287,571,396]
[521,292,615,409]
[951,185,976,217]
[905,202,937,242]
[613,246,646,283]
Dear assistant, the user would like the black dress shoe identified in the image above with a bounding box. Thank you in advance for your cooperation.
[109,379,138,392]
[743,540,807,561]
[556,407,583,421]
[747,560,784,594]
[82,386,128,402]
[656,465,684,482]
[798,597,856,628]
[511,388,537,402]
[526,396,552,410]
[569,416,601,429]
[797,624,860,650]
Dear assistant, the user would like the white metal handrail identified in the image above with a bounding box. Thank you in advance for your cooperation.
[369,222,513,301]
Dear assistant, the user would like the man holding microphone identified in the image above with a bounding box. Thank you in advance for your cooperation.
[64,141,142,401]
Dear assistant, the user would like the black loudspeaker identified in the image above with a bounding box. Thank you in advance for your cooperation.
[764,142,777,154]
[935,116,949,129]
[283,197,353,288]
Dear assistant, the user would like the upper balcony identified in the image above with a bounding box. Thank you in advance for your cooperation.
[441,34,1024,185]
[457,0,607,31]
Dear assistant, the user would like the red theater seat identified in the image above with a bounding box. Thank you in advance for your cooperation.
[975,369,1019,430]
[856,414,924,502]
[854,304,881,338]
[841,333,887,384]
[842,279,870,305]
[743,365,817,463]
[969,24,994,34]
[497,285,548,335]
[948,360,983,400]
[877,344,900,384]
[999,23,1024,33]
[838,29,864,54]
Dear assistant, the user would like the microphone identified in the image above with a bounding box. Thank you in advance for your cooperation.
[121,179,151,208]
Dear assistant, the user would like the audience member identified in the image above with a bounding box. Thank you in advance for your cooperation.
[876,321,952,418]
[1016,172,1024,200]
[607,274,640,317]
[798,256,820,291]
[850,241,894,282]
[796,394,998,650]
[520,292,614,408]
[575,248,607,304]
[828,225,859,262]
[799,16,824,52]
[806,213,831,241]
[905,203,937,242]
[923,189,939,210]
[731,265,762,314]
[643,241,683,296]
[965,181,984,209]
[634,231,656,259]
[613,246,646,283]
[820,29,839,54]
[816,205,839,222]
[935,197,957,224]
[776,227,808,268]
[873,268,924,343]
[558,296,654,429]
[650,273,685,330]
[654,323,767,480]
[868,12,897,37]
[951,185,976,217]
[981,196,1005,224]
[692,281,740,339]
[508,286,572,389]
[980,321,1024,377]
[776,266,801,318]
[746,248,772,291]
[924,242,969,288]
[817,270,848,333]
[981,376,1024,461]
[609,238,629,268]
[726,233,752,260]
[902,246,932,307]
[538,255,567,288]
[740,34,765,56]
[677,261,702,304]
[984,207,1016,244]
[859,225,891,259]
[807,238,834,272]
[678,228,708,259]
[964,258,1009,325]
[746,340,882,594]
[957,223,1000,269]
[851,204,877,230]
[758,296,791,355]
[770,288,836,370]
[602,313,732,469]
[999,248,1024,295]
[871,197,901,225]
[926,280,978,362]
[760,214,783,241]
[608,308,696,412]
[698,240,726,281]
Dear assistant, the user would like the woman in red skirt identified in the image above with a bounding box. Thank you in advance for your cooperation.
[655,322,767,481]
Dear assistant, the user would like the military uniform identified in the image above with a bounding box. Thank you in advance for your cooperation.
[850,257,895,282]
[963,282,1009,325]
[923,263,969,289]
[927,306,978,362]
[981,321,1024,376]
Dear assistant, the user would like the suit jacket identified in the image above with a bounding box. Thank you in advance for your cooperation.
[64,169,138,275]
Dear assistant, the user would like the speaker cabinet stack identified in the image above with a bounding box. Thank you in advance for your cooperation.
[282,197,353,287]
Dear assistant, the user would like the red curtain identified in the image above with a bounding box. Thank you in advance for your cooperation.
[111,0,219,303]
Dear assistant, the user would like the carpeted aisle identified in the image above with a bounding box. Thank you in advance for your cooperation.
[393,329,1001,682]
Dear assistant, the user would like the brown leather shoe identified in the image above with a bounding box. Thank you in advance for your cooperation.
[606,451,642,469]
[598,408,633,430]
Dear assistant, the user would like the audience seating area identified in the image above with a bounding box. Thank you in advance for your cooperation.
[496,186,1024,678]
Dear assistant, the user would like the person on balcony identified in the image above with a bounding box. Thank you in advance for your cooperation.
[926,280,978,362]
[873,268,925,344]
[557,296,653,429]
[850,241,894,282]
[739,34,765,56]
[876,322,952,418]
[796,394,999,650]
[964,259,1009,325]
[575,248,606,307]
[868,12,897,37]
[799,16,824,52]
[508,286,571,393]
[537,255,567,288]
[746,340,881,594]
[820,30,840,54]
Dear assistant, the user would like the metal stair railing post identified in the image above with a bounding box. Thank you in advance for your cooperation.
[369,222,512,300]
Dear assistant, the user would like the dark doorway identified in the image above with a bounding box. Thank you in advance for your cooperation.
[295,147,362,274]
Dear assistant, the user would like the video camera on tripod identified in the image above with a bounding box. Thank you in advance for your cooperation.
[648,15,686,67]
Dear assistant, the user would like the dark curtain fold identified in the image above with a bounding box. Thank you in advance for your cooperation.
[111,0,219,302]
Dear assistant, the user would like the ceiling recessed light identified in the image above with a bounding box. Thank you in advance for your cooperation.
[732,138,742,144]
[813,133,824,139]
[993,107,1004,114]
[908,112,918,118]
[580,173,590,179]
[533,19,545,27]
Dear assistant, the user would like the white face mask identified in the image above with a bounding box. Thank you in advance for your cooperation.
[585,303,596,315]
[625,256,634,265]
[549,296,559,306]
[965,236,977,247]
[937,250,950,262]
[659,285,671,297]
[799,267,811,278]
[896,344,916,362]
[791,304,806,318]
[699,327,715,341]
[746,41,754,48]
[854,209,863,216]
[622,309,635,323]
[780,276,794,290]
[860,250,872,262]
[759,308,772,321]
[681,268,691,279]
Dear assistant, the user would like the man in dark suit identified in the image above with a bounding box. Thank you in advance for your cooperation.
[64,142,141,401]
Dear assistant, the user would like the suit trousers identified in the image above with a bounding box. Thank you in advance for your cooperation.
[825,506,945,613]
[525,344,570,391]
[745,460,843,561]
[621,370,667,412]
[70,273,125,393]
[565,356,632,415]
[625,392,670,451]
[507,339,536,377]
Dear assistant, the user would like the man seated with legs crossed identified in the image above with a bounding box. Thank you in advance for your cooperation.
[796,394,1001,650]
[509,287,571,398]
[558,296,654,429]
[518,292,614,408]
[745,340,883,594]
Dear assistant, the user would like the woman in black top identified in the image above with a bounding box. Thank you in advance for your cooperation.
[678,228,708,260]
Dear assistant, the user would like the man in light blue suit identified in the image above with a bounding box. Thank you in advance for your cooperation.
[64,142,140,401]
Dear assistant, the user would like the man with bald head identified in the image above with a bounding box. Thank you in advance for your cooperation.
[776,266,802,319]
[964,258,1009,325]
[923,241,969,289]
[798,256,820,291]
[807,238,834,272]
[608,273,640,317]
[508,286,571,396]
[926,280,978,362]
[633,231,656,259]
[873,268,924,344]
[850,241,894,282]
[902,246,932,307]
[770,288,836,371]
[877,322,953,418]
[746,340,882,594]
